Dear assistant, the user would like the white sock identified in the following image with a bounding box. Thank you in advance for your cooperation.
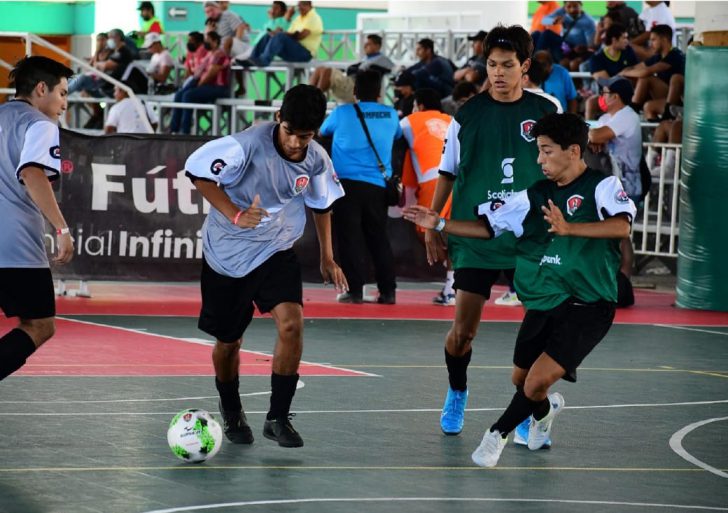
[443,271,455,296]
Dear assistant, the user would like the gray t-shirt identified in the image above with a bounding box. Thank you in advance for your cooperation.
[185,122,344,278]
[215,10,249,43]
[596,106,642,198]
[0,100,60,268]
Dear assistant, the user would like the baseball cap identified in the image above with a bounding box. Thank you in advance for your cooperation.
[597,76,634,105]
[467,30,488,42]
[142,32,162,48]
[394,71,415,88]
[137,1,154,10]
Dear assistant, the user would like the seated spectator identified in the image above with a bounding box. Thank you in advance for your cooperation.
[538,1,596,70]
[593,10,620,49]
[253,1,293,46]
[68,32,111,97]
[585,23,638,119]
[631,0,676,60]
[309,34,394,103]
[141,33,175,91]
[392,70,416,119]
[599,1,644,43]
[522,58,563,112]
[533,50,578,113]
[204,1,251,60]
[169,31,230,134]
[406,38,455,99]
[104,82,158,134]
[131,1,164,48]
[453,30,487,85]
[621,24,684,120]
[245,1,323,66]
[531,1,562,35]
[647,115,681,177]
[441,80,478,115]
[183,31,209,85]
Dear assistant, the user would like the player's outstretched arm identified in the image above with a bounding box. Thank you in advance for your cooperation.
[20,166,74,264]
[403,205,492,239]
[192,179,268,229]
[312,211,348,292]
[542,200,631,238]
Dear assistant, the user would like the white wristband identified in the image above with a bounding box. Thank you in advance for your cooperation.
[57,227,70,235]
[434,217,446,233]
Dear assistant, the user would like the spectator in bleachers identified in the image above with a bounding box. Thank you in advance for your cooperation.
[253,1,293,46]
[522,58,563,112]
[585,23,638,119]
[203,1,252,61]
[319,70,402,305]
[406,38,455,99]
[538,1,596,70]
[309,34,394,104]
[592,10,619,49]
[601,1,643,40]
[531,1,563,37]
[392,70,416,119]
[621,24,684,120]
[533,50,578,113]
[68,32,110,96]
[245,1,323,66]
[169,31,230,135]
[104,82,158,134]
[453,31,487,86]
[647,115,681,177]
[441,80,478,116]
[183,31,209,85]
[631,1,676,60]
[141,33,174,90]
[131,1,164,48]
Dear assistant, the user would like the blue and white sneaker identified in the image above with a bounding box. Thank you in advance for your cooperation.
[528,392,565,450]
[433,290,456,306]
[440,387,468,435]
[513,416,551,448]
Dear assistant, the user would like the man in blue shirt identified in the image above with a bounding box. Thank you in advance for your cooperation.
[533,50,578,113]
[319,70,403,304]
[539,1,596,70]
[405,38,455,99]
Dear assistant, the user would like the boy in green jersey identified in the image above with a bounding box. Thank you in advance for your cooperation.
[404,112,636,467]
[427,25,558,439]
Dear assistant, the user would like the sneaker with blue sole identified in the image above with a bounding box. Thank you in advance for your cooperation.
[513,416,551,448]
[440,387,468,435]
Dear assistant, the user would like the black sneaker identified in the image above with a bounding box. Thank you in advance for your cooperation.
[336,292,363,304]
[263,414,304,448]
[377,292,396,305]
[219,401,254,444]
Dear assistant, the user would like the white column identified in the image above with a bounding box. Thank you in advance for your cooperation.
[694,1,728,36]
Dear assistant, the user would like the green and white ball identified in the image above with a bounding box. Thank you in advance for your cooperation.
[167,409,223,463]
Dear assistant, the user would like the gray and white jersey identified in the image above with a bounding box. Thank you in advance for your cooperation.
[0,100,61,268]
[185,122,344,278]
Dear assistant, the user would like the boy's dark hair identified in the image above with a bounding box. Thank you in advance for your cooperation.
[484,24,533,64]
[279,84,327,131]
[414,88,442,112]
[366,34,382,47]
[353,69,382,102]
[206,31,221,45]
[109,28,124,39]
[417,38,434,53]
[525,58,547,86]
[273,1,287,12]
[651,24,673,41]
[97,32,109,39]
[188,31,204,44]
[605,23,627,46]
[604,10,621,23]
[452,80,478,102]
[531,112,589,157]
[10,56,73,97]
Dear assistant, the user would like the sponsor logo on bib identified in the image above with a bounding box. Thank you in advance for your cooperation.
[615,189,630,203]
[294,175,310,194]
[210,159,226,175]
[520,119,536,142]
[540,254,562,266]
[49,145,61,159]
[566,194,584,216]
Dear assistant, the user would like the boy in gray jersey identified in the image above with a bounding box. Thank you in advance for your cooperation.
[404,113,635,467]
[0,56,74,381]
[185,84,347,448]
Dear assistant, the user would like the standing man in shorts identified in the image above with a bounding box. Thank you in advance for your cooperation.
[404,112,636,466]
[184,84,347,448]
[0,56,74,381]
[426,25,558,440]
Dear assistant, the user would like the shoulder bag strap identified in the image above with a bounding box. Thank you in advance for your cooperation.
[352,102,387,177]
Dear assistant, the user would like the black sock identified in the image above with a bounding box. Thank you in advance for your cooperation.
[532,396,551,421]
[445,348,471,392]
[215,376,241,412]
[490,387,548,435]
[267,372,299,420]
[0,329,36,381]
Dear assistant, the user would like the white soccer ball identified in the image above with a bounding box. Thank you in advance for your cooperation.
[167,409,223,463]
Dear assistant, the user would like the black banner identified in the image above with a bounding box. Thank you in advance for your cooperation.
[52,130,440,283]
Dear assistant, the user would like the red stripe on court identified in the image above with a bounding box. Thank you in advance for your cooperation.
[52,283,728,326]
[1,318,366,377]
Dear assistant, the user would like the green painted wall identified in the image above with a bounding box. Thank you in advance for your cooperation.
[0,1,95,35]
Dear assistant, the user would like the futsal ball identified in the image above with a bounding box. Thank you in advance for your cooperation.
[167,409,223,463]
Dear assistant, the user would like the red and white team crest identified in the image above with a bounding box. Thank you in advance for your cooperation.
[520,119,537,142]
[293,175,310,194]
[566,194,584,216]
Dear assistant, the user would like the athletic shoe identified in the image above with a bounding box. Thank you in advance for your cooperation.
[440,387,468,435]
[376,292,396,305]
[432,290,456,306]
[471,429,508,467]
[336,292,363,304]
[494,290,522,306]
[513,416,551,448]
[527,392,565,450]
[218,400,254,444]
[263,414,304,448]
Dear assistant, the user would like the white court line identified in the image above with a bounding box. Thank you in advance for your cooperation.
[55,317,379,378]
[669,417,728,479]
[140,497,728,513]
[655,325,728,337]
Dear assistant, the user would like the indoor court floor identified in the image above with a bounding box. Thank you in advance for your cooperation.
[1,282,727,513]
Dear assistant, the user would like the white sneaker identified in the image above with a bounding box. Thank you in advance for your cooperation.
[528,392,565,450]
[471,429,507,467]
[495,290,522,307]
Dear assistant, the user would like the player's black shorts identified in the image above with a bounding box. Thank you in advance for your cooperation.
[198,249,303,343]
[0,268,56,319]
[453,268,515,300]
[513,297,616,382]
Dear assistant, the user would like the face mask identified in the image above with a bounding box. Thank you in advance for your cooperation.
[187,42,198,52]
[107,39,117,50]
[203,42,212,51]
[598,94,609,112]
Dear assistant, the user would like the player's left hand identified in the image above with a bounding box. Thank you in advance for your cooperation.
[402,205,438,230]
[320,259,348,293]
[542,199,570,235]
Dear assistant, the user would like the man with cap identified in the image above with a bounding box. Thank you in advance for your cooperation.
[454,30,487,85]
[134,1,165,48]
[588,75,642,307]
[142,32,174,87]
[393,70,416,119]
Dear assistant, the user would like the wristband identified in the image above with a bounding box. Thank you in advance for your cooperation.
[232,210,243,225]
[57,227,70,235]
[434,217,446,233]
